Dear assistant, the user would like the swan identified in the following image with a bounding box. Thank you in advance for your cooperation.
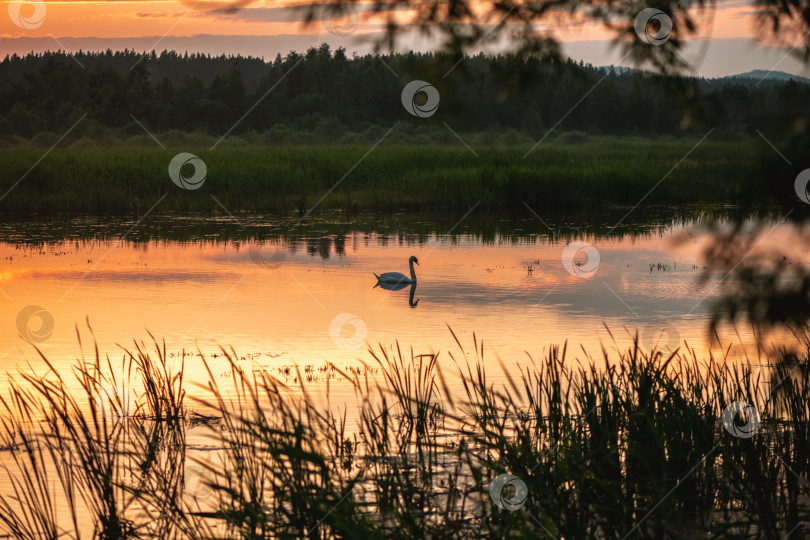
[374,256,419,285]
[375,280,410,291]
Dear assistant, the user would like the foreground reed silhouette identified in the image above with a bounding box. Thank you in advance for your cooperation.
[0,321,808,538]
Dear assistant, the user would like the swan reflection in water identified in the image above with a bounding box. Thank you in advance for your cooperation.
[373,255,420,307]
[373,280,420,308]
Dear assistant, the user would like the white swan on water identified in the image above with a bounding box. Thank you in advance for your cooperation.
[374,256,419,284]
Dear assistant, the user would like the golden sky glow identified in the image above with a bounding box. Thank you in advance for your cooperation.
[0,0,759,41]
[2,0,809,77]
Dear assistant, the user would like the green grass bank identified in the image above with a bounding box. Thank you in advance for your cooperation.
[0,139,768,216]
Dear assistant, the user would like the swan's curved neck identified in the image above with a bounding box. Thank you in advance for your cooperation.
[409,259,417,282]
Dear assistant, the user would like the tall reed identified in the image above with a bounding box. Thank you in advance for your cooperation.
[0,326,807,538]
[0,321,190,539]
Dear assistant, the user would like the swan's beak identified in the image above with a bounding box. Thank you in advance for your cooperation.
[415,259,420,265]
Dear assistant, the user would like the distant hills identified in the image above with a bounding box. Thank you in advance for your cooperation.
[598,66,810,84]
[723,69,810,83]
[597,65,810,85]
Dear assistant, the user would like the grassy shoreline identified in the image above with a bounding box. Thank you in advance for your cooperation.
[0,205,783,246]
[0,140,770,216]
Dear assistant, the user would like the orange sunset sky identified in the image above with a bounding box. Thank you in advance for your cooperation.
[1,0,809,77]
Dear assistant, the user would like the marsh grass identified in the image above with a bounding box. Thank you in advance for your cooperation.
[0,322,190,539]
[0,141,768,215]
[0,324,808,538]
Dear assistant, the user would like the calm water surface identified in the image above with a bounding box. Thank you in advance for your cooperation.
[1,212,790,411]
[0,212,802,534]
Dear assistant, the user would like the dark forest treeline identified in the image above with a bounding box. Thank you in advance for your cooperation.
[1,44,809,145]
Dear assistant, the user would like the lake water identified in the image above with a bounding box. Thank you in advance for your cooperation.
[0,210,802,535]
[1,210,791,412]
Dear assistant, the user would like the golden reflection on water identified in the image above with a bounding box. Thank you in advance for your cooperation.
[2,221,797,416]
[0,219,807,534]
